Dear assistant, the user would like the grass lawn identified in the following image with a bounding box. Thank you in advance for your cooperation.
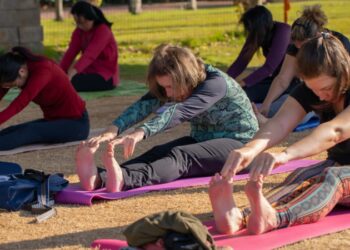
[42,0,350,83]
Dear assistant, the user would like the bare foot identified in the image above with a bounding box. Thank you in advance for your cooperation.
[75,141,101,191]
[102,143,124,192]
[245,176,278,234]
[208,174,243,234]
[251,103,269,127]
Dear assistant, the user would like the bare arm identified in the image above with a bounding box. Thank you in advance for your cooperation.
[283,105,350,161]
[260,55,297,115]
[221,97,306,178]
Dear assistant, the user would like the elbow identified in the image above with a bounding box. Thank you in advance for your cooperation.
[332,127,345,144]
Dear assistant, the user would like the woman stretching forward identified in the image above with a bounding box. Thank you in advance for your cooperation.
[76,44,258,192]
[209,34,350,234]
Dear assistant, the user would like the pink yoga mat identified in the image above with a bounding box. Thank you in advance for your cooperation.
[55,159,320,205]
[91,208,350,250]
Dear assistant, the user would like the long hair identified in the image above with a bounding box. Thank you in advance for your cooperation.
[0,47,43,85]
[297,33,350,99]
[291,5,327,42]
[147,44,206,102]
[240,5,274,57]
[71,1,112,28]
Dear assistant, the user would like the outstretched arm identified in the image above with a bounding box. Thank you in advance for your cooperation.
[260,55,297,115]
[221,96,306,179]
[249,105,350,180]
[283,105,350,161]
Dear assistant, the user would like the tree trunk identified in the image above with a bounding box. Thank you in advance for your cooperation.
[129,0,142,14]
[55,0,64,21]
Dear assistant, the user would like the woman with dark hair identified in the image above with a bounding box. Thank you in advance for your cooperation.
[259,5,350,118]
[210,34,350,235]
[60,1,119,92]
[227,5,291,103]
[0,47,89,150]
[75,44,258,192]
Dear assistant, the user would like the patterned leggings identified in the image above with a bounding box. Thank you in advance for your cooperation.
[243,160,350,228]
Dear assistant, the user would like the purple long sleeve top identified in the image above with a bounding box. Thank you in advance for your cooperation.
[227,22,291,87]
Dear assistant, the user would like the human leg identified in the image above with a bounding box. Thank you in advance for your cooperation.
[71,73,114,92]
[75,141,101,191]
[121,138,243,190]
[275,166,350,228]
[101,142,124,192]
[208,174,243,234]
[0,111,89,150]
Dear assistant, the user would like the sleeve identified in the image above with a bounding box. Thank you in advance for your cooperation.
[59,28,82,72]
[112,92,161,134]
[138,74,227,138]
[74,25,112,73]
[289,83,318,113]
[243,24,291,87]
[226,38,254,79]
[0,66,51,125]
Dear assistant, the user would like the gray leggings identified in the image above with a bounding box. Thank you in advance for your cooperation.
[119,136,244,190]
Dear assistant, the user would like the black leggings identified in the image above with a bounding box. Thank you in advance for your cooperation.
[119,137,244,190]
[71,73,115,92]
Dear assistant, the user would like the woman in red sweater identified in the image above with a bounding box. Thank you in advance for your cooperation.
[60,1,119,92]
[0,47,89,150]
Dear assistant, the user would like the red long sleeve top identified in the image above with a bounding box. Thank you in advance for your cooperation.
[60,24,119,86]
[0,60,86,125]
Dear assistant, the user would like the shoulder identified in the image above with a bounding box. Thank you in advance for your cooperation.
[330,30,350,53]
[197,65,227,90]
[273,22,291,34]
[94,24,112,34]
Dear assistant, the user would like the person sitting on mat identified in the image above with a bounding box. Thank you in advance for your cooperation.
[76,44,258,192]
[258,5,350,119]
[0,46,89,151]
[226,5,290,103]
[209,33,350,235]
[60,1,119,92]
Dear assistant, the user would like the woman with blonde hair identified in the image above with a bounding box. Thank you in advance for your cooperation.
[209,33,350,235]
[75,44,258,192]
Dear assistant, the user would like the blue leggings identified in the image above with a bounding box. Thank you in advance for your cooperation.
[0,111,90,150]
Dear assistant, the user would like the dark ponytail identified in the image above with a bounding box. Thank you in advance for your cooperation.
[71,1,112,28]
[0,47,43,84]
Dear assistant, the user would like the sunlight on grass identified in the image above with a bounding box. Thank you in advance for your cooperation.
[42,0,349,82]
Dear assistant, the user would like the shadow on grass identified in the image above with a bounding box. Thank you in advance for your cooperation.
[0,225,127,250]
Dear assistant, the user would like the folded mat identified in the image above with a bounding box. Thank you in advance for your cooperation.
[294,116,320,132]
[55,159,320,205]
[91,208,350,250]
[0,128,105,156]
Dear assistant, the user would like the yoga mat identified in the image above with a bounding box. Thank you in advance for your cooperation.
[0,128,105,156]
[3,80,147,102]
[55,159,320,205]
[294,116,320,132]
[91,208,350,250]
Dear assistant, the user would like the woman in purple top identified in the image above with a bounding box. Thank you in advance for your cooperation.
[227,5,291,103]
[60,1,119,92]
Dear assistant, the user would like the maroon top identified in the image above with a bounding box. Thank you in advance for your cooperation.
[0,60,86,125]
[60,24,119,86]
[227,22,291,87]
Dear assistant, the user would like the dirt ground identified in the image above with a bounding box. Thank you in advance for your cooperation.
[0,95,349,250]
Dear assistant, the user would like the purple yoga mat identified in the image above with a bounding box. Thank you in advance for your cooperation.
[55,159,320,205]
[91,208,350,250]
